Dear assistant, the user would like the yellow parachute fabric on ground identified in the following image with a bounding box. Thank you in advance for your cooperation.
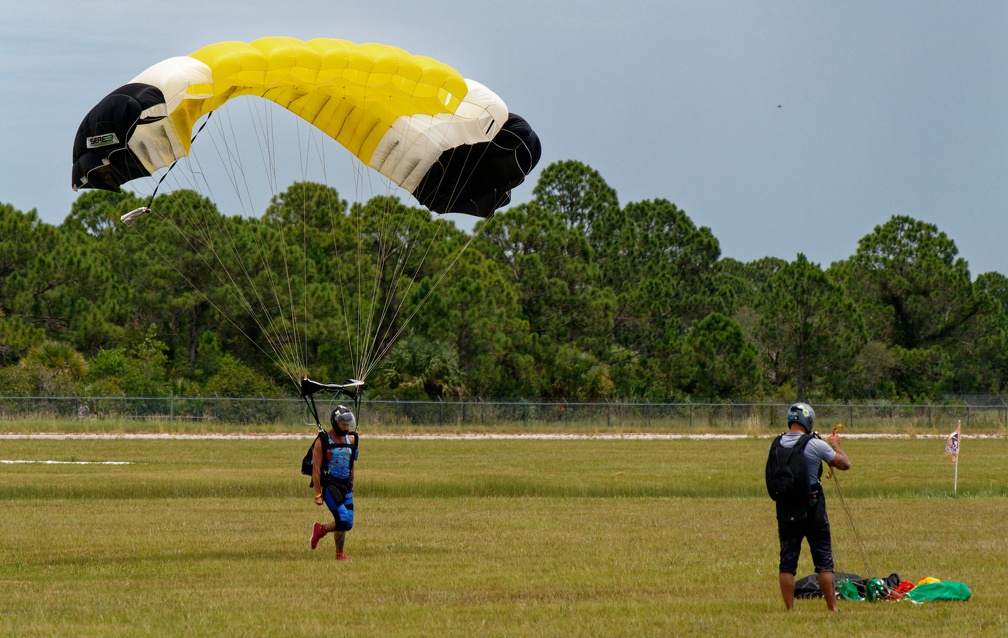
[167,38,467,165]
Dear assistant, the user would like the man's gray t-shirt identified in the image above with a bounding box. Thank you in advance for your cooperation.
[777,432,836,485]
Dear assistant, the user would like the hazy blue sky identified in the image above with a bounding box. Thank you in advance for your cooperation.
[4,1,1007,274]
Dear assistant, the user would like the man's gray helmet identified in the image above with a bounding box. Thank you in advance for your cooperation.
[331,405,356,430]
[787,402,815,433]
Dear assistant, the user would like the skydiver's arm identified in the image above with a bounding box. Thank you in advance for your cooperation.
[312,437,324,504]
[827,431,851,471]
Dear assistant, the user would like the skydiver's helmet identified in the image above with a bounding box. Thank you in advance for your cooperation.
[331,405,356,431]
[787,402,815,433]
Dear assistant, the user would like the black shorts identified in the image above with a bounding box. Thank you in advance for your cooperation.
[777,487,833,574]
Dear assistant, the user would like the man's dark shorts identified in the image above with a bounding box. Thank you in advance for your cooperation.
[778,486,834,574]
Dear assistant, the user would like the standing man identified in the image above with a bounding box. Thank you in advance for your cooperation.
[310,406,358,561]
[768,402,851,611]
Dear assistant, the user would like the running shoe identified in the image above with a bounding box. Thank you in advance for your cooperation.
[310,523,324,550]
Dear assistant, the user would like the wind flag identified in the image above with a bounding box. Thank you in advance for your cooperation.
[945,420,961,494]
[945,421,961,461]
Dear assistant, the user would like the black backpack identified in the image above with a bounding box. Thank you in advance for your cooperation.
[301,432,336,488]
[765,432,815,508]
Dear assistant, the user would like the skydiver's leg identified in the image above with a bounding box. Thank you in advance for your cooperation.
[334,531,346,553]
[322,488,343,536]
[777,521,801,611]
[779,572,795,610]
[807,495,837,610]
[818,571,838,611]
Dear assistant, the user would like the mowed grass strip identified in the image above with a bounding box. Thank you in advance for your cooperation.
[1,437,1006,636]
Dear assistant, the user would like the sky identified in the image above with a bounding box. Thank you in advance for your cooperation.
[4,1,1008,275]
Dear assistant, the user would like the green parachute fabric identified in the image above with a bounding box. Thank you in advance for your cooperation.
[72,37,541,217]
[836,576,971,603]
[864,578,888,601]
[903,582,972,603]
[837,578,864,601]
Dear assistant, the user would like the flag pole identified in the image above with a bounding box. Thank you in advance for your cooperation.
[953,426,959,495]
[953,452,958,495]
[945,420,961,495]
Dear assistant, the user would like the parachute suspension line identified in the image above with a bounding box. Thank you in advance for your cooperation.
[314,129,375,383]
[140,113,216,213]
[359,207,449,381]
[251,101,305,377]
[297,119,314,381]
[358,196,430,380]
[361,216,490,381]
[347,106,501,382]
[829,470,872,578]
[220,99,305,381]
[141,102,305,386]
[201,105,304,383]
[348,98,445,381]
[351,161,444,382]
[119,220,298,384]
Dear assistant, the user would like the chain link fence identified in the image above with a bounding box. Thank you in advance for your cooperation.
[2,393,1007,432]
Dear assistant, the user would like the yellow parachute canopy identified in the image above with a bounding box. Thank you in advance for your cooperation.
[73,37,540,217]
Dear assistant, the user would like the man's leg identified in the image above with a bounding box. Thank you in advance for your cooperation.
[779,572,795,610]
[777,521,801,611]
[807,495,838,611]
[818,571,838,612]
[333,530,349,561]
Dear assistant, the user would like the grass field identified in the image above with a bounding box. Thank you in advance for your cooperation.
[1,424,1006,636]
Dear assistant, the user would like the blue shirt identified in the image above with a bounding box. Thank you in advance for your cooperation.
[325,432,356,480]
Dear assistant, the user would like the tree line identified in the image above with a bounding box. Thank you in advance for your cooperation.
[3,160,1007,403]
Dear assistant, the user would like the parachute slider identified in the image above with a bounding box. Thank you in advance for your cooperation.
[301,377,365,400]
[120,207,150,226]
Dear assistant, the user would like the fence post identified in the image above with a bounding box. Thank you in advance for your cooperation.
[170,390,174,421]
[606,399,611,428]
[438,396,444,425]
[522,398,528,427]
[563,398,568,427]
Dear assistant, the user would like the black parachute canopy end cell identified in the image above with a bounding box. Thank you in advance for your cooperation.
[412,112,542,217]
[71,83,166,192]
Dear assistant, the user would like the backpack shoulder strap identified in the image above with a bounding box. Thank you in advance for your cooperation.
[769,433,784,451]
[796,432,825,481]
[796,432,814,450]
